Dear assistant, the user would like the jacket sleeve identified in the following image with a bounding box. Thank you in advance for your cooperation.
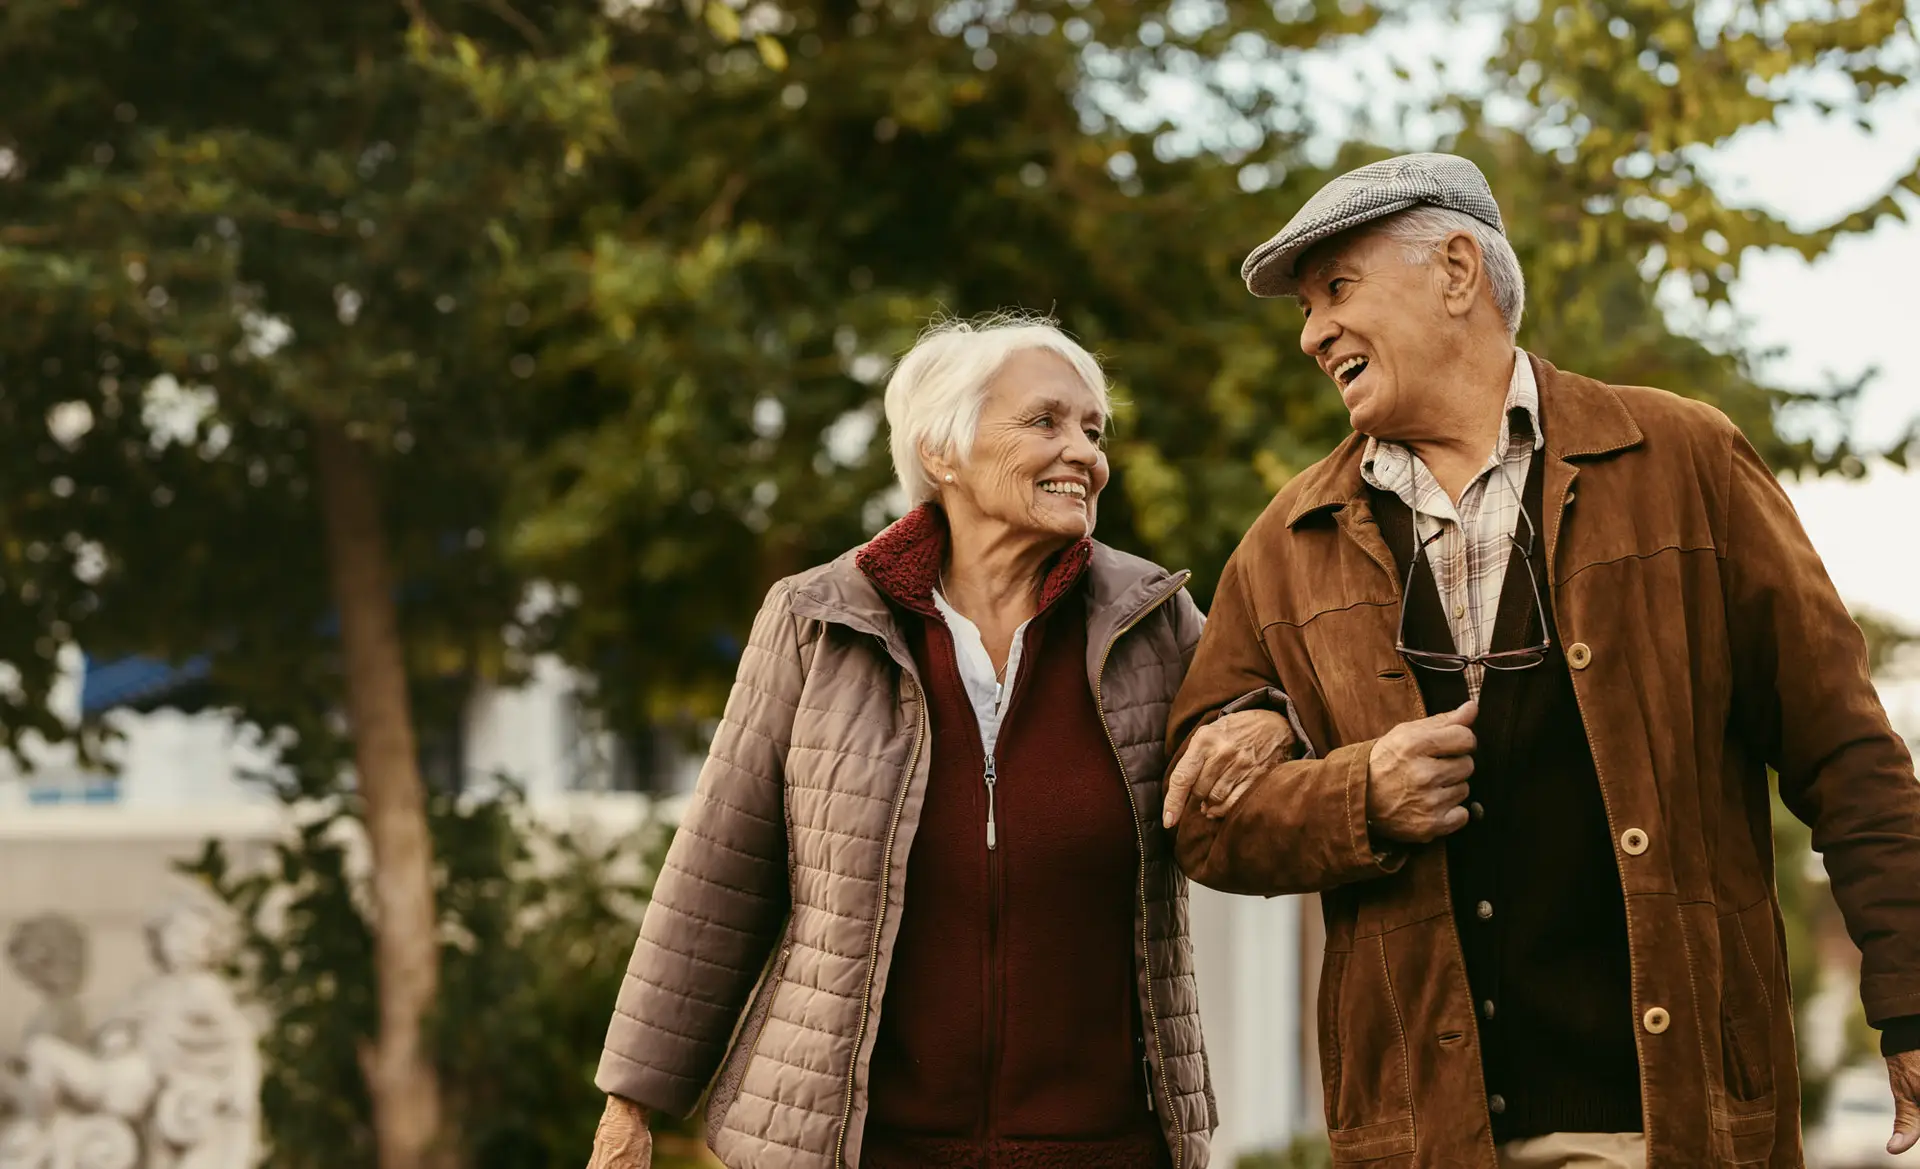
[596,581,803,1114]
[1167,549,1404,897]
[1722,431,1920,1028]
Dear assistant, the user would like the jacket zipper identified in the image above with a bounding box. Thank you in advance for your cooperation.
[834,678,928,1169]
[982,627,1040,1142]
[1094,575,1190,1168]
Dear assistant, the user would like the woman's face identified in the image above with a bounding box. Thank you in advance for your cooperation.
[939,349,1110,544]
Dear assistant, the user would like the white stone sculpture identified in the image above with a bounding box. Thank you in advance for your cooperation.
[0,915,92,1133]
[4,916,90,1051]
[0,900,260,1169]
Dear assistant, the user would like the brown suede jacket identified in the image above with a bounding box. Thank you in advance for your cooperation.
[1168,355,1920,1168]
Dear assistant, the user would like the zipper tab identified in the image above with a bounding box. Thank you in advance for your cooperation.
[1142,1053,1156,1112]
[984,754,999,850]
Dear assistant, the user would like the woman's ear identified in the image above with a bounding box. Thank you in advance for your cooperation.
[920,445,956,489]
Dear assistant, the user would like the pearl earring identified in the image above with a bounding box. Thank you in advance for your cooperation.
[944,473,955,483]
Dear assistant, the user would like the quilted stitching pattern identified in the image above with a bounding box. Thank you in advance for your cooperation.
[597,545,1216,1168]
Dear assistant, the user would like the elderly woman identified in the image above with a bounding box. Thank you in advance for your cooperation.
[584,315,1216,1169]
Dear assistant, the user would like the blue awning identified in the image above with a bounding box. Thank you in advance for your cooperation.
[79,653,213,718]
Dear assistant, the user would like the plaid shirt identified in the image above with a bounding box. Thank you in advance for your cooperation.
[1362,351,1543,699]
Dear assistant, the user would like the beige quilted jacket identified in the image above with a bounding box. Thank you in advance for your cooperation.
[597,538,1217,1168]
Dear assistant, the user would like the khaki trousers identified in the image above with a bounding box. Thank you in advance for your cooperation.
[1495,1132,1646,1169]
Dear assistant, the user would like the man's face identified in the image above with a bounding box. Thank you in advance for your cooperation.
[1292,228,1450,439]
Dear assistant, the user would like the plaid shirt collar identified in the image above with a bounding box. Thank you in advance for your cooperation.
[1361,349,1543,506]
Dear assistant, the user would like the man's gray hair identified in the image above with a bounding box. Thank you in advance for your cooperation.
[1380,206,1526,337]
[884,312,1110,506]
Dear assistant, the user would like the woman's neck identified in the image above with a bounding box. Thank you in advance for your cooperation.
[939,516,1066,672]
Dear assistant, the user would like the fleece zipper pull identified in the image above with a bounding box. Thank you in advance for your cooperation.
[984,753,998,851]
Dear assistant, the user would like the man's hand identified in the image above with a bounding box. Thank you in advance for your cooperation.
[1364,701,1478,843]
[586,1094,652,1169]
[1163,709,1299,829]
[1891,1049,1920,1155]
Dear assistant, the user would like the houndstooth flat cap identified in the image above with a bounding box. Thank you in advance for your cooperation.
[1241,152,1506,298]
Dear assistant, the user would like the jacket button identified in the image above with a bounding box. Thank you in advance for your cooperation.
[1481,999,1497,1020]
[1469,800,1486,822]
[1643,1006,1671,1034]
[1620,827,1649,856]
[1568,642,1593,669]
[1476,900,1494,921]
[1489,1093,1507,1115]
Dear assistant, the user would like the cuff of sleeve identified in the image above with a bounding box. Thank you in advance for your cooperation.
[1216,686,1317,759]
[1881,1015,1920,1058]
[1330,739,1405,880]
[595,1045,704,1119]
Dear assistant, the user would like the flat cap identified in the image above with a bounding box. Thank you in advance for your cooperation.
[1240,152,1505,298]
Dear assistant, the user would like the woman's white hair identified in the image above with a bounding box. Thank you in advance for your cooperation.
[884,312,1111,506]
[1379,206,1527,337]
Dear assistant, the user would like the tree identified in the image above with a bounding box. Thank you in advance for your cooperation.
[501,0,1919,716]
[0,5,650,1166]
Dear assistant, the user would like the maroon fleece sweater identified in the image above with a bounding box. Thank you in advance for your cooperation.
[857,511,1168,1169]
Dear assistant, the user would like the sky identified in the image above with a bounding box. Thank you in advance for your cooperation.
[1710,89,1920,716]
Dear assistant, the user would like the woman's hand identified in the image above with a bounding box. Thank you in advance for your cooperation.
[1163,709,1300,828]
[586,1095,653,1169]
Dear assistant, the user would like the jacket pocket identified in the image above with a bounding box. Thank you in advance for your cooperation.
[1317,938,1417,1162]
[1712,900,1779,1166]
[1717,901,1776,1103]
[705,935,792,1145]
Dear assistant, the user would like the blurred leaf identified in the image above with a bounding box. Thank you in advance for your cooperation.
[755,34,787,71]
[704,3,741,43]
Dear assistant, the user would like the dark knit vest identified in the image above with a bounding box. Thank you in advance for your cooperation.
[857,509,1167,1169]
[1371,446,1642,1140]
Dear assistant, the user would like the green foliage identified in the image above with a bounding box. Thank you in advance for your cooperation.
[4,0,1915,749]
[1854,608,1920,676]
[1771,789,1831,1119]
[180,785,710,1169]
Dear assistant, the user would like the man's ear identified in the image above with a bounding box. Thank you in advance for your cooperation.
[1437,232,1484,320]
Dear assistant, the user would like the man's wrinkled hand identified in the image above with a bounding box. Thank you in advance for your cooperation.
[586,1095,653,1169]
[1364,701,1478,843]
[1890,1049,1920,1156]
[1163,709,1299,829]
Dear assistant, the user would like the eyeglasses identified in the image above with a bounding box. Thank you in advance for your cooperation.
[1394,505,1551,674]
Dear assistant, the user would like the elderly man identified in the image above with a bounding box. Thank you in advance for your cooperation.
[1162,152,1920,1169]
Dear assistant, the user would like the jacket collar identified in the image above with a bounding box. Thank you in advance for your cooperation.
[1284,352,1644,529]
[851,503,1092,620]
[789,506,1179,657]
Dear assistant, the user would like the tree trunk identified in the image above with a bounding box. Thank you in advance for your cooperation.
[312,420,447,1169]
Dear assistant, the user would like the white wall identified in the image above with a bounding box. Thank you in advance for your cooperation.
[1190,885,1311,1163]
